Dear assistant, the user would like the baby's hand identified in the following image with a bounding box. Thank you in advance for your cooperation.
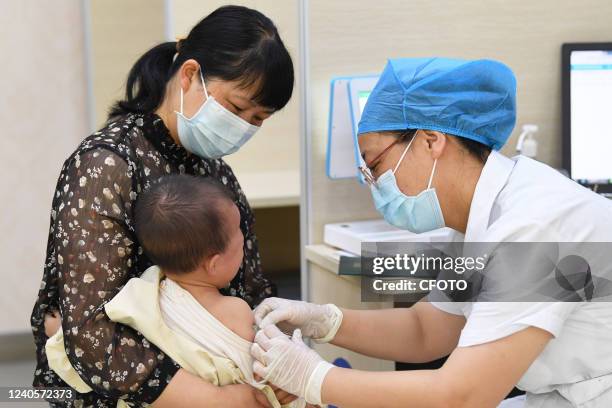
[44,310,61,337]
[254,373,298,405]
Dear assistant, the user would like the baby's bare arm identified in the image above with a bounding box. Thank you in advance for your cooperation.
[213,296,299,405]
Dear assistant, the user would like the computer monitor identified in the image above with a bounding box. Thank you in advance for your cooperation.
[562,43,612,192]
[357,90,371,114]
[326,75,378,180]
[347,77,378,135]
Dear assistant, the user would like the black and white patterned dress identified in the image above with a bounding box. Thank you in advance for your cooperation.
[30,112,276,407]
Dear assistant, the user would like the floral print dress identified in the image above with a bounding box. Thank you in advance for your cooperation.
[30,112,276,407]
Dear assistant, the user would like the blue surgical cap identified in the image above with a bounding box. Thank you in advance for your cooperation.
[357,57,517,150]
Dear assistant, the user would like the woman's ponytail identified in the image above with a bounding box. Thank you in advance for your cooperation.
[108,5,294,121]
[108,41,177,119]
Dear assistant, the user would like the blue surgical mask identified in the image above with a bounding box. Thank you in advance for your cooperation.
[175,69,260,159]
[369,136,445,233]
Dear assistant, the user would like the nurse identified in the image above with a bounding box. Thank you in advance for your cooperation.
[251,58,612,407]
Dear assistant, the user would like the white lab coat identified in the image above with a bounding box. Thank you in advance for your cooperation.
[430,151,612,407]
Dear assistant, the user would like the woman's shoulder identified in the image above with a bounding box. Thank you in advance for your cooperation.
[48,116,147,205]
[58,113,152,179]
[76,114,144,160]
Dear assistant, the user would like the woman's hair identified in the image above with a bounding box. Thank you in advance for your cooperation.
[109,5,294,119]
[395,129,491,163]
[134,174,237,274]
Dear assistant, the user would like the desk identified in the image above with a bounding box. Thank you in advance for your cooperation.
[305,244,395,371]
[238,170,300,209]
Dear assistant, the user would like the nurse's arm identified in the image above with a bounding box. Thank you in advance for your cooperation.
[331,302,465,362]
[322,326,552,408]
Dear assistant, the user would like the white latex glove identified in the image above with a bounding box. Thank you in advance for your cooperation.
[253,297,343,343]
[251,324,334,406]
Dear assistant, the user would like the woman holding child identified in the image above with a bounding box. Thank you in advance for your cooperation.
[31,5,294,408]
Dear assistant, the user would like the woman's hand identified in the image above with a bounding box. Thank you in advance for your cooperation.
[44,311,61,337]
[251,325,335,406]
[254,373,298,405]
[219,384,273,408]
[253,298,343,343]
[153,369,272,408]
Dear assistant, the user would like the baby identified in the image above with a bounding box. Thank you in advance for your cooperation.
[45,175,303,408]
[135,174,257,375]
[137,174,302,399]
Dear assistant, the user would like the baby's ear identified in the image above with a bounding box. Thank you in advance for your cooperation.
[203,253,221,275]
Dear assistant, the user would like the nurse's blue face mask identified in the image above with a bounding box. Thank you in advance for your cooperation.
[361,133,446,233]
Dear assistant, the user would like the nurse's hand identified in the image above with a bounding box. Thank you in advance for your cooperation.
[253,297,343,343]
[251,325,334,406]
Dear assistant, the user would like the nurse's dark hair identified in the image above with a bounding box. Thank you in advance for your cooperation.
[108,5,294,119]
[395,129,491,163]
[134,174,237,274]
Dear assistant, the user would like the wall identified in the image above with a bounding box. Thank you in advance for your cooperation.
[90,0,166,128]
[0,1,88,334]
[306,0,612,244]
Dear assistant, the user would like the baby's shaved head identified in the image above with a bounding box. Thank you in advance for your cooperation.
[134,174,237,274]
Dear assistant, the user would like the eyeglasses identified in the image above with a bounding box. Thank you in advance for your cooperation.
[359,131,412,186]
